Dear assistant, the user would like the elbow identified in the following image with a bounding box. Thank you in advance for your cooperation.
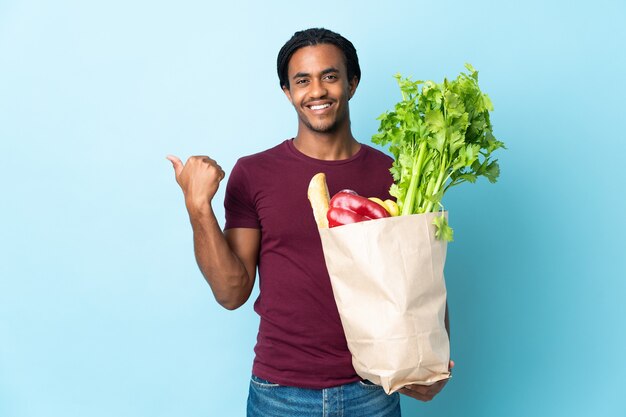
[218,298,245,311]
[208,272,254,311]
[214,284,251,311]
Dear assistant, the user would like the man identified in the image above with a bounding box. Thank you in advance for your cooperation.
[167,28,452,416]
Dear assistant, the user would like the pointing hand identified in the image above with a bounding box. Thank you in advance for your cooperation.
[166,154,225,211]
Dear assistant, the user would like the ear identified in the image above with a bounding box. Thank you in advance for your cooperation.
[348,76,359,100]
[282,85,293,104]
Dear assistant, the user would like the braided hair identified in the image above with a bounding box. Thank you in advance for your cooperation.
[277,28,361,90]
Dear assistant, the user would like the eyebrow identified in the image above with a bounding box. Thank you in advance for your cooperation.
[292,67,340,80]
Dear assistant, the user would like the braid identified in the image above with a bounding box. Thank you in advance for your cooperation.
[277,28,361,89]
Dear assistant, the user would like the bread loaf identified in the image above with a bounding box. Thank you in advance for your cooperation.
[307,173,330,228]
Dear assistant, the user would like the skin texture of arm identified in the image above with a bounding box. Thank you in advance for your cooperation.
[188,207,260,310]
[167,155,260,310]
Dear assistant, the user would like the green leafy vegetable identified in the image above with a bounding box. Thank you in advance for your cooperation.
[432,214,454,242]
[372,64,505,241]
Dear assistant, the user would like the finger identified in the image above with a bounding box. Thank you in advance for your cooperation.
[216,163,226,178]
[166,155,184,177]
[403,384,430,395]
[195,155,216,165]
[400,387,432,402]
[206,161,225,181]
[408,380,446,395]
[449,360,455,370]
[433,379,448,392]
[191,155,220,171]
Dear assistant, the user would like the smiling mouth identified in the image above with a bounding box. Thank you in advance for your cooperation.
[306,102,333,113]
[309,103,331,110]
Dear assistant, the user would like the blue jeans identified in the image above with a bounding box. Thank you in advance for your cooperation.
[247,374,401,417]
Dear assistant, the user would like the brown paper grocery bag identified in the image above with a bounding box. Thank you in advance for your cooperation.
[318,212,451,394]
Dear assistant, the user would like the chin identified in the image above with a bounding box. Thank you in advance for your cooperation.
[302,117,341,134]
[312,123,338,133]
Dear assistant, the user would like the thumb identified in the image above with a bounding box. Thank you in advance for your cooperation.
[166,154,184,178]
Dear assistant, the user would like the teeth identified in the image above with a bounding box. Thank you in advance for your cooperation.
[310,103,331,110]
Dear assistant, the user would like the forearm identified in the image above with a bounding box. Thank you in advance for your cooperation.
[187,202,254,310]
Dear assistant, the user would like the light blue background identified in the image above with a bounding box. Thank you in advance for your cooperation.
[1,0,625,416]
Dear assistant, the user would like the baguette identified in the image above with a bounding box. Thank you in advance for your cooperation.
[307,173,330,228]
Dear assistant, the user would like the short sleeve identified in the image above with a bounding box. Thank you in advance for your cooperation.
[224,159,261,230]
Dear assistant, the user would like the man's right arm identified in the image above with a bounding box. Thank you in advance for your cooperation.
[167,155,260,310]
[188,204,259,310]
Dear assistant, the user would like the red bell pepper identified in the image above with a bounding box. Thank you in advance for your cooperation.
[327,191,390,228]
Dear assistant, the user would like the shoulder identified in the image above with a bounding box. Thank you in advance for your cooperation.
[237,141,288,163]
[360,144,394,165]
[228,140,293,190]
[232,141,289,169]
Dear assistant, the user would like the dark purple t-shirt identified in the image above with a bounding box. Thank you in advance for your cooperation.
[224,139,393,389]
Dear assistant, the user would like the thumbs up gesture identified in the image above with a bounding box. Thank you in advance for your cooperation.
[166,155,225,211]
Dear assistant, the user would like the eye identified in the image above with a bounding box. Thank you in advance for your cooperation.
[295,79,309,85]
[324,74,338,81]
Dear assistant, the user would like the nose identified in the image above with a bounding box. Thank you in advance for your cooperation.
[309,78,328,98]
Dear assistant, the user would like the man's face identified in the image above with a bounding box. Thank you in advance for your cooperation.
[282,44,358,135]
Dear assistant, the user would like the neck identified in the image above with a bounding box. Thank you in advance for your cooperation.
[293,130,360,161]
[293,115,361,160]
